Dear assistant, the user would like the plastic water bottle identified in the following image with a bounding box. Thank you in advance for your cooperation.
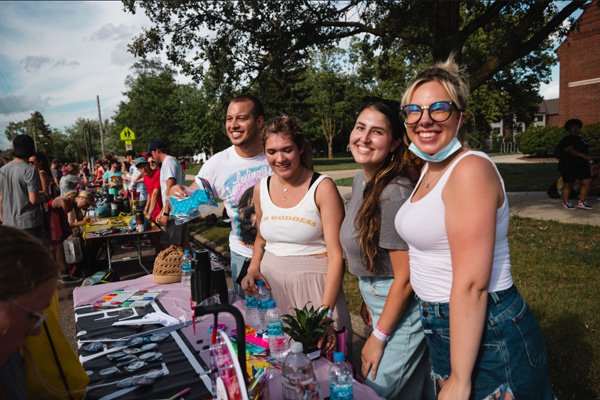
[281,342,320,400]
[245,295,260,328]
[328,352,353,400]
[265,300,289,361]
[255,280,271,330]
[181,249,192,287]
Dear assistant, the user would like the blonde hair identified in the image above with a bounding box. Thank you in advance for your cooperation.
[77,190,93,202]
[401,56,470,111]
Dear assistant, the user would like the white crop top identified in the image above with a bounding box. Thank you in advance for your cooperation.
[395,151,513,303]
[259,174,328,256]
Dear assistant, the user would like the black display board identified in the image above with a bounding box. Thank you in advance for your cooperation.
[75,302,212,399]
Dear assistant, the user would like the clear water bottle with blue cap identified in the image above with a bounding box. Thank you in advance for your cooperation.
[245,294,259,328]
[265,300,289,361]
[255,279,271,330]
[328,351,353,399]
[181,249,192,287]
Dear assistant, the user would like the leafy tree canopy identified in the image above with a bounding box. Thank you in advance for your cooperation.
[124,0,588,92]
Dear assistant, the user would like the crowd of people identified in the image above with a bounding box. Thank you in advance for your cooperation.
[0,58,558,399]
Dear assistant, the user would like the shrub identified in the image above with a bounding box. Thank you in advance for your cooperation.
[519,123,600,157]
[517,125,564,157]
[581,123,600,154]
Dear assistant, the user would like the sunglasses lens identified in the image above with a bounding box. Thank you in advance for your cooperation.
[402,105,423,125]
[30,312,46,334]
[429,101,453,122]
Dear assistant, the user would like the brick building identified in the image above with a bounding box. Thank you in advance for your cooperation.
[556,0,600,126]
[535,98,560,127]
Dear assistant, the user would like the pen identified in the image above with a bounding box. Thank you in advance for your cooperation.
[166,387,191,400]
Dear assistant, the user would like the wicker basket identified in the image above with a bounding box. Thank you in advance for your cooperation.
[152,245,183,284]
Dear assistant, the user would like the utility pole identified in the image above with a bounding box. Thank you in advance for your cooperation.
[86,119,95,167]
[97,95,105,158]
[29,119,37,151]
[83,119,90,162]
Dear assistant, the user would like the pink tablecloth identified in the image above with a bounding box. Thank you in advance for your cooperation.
[73,276,383,400]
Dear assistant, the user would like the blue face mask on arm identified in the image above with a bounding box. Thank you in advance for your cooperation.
[407,113,463,163]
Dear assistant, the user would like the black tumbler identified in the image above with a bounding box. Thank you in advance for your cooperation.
[210,266,229,305]
[192,249,212,302]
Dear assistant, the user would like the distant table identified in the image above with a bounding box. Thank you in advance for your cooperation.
[74,276,384,400]
[83,216,161,274]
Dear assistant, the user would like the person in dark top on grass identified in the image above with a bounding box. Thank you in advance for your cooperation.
[556,118,594,210]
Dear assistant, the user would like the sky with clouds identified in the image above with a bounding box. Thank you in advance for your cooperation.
[0,1,174,149]
[0,1,565,150]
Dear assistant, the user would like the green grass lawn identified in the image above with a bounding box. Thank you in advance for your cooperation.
[336,162,560,192]
[186,157,359,177]
[313,157,359,172]
[186,164,201,176]
[496,163,559,191]
[191,216,600,398]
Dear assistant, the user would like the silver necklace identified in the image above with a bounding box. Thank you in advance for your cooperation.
[424,169,432,189]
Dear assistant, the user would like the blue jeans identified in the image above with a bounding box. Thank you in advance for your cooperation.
[419,285,554,399]
[230,251,247,297]
[359,277,433,400]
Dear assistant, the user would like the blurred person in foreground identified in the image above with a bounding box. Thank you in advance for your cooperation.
[0,226,59,398]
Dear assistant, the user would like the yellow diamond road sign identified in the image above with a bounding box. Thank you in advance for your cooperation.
[120,127,136,141]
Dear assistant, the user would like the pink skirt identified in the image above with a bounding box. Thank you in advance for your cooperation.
[260,250,352,335]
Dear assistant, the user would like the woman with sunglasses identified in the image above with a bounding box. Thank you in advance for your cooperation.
[29,151,54,197]
[340,99,432,400]
[395,58,553,400]
[0,225,59,398]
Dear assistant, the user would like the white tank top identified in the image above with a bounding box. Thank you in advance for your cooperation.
[395,151,513,303]
[259,174,328,256]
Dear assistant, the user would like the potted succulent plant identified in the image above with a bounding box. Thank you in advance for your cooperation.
[281,303,333,360]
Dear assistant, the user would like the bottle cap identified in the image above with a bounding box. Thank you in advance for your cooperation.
[184,249,190,254]
[290,342,303,353]
[266,300,276,309]
[256,280,265,286]
[333,352,345,362]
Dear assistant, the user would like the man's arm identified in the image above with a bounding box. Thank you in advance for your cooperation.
[28,169,47,205]
[157,177,176,225]
[146,186,160,219]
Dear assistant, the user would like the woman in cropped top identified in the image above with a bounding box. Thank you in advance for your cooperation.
[395,58,554,400]
[339,98,432,400]
[241,115,351,353]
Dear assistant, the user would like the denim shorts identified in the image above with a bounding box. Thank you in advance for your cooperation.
[359,277,433,400]
[419,286,554,399]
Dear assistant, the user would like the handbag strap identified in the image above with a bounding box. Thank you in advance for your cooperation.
[43,321,75,400]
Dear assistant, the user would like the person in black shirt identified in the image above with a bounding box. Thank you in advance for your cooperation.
[556,119,594,209]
